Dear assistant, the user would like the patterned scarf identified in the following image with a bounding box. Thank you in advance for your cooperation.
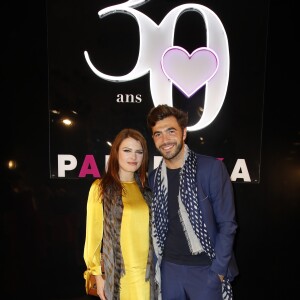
[102,173,156,300]
[152,145,233,300]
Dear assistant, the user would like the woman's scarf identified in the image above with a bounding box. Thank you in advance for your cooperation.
[152,145,233,300]
[102,173,156,300]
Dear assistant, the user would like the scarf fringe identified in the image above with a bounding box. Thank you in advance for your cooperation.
[178,195,204,254]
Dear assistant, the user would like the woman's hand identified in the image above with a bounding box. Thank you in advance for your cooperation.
[95,274,106,300]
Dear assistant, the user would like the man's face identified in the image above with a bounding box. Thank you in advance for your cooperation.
[152,116,186,161]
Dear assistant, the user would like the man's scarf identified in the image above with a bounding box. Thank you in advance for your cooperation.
[152,145,233,300]
[102,173,156,300]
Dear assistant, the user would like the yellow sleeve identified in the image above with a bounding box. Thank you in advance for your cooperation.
[83,179,103,277]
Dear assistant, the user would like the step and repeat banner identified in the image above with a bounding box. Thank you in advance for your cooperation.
[47,0,269,182]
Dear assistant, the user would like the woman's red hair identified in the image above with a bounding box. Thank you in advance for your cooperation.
[100,128,149,198]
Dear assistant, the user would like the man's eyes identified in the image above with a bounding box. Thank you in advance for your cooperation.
[154,130,176,138]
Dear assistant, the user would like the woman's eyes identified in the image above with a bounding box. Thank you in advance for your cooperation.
[123,149,143,154]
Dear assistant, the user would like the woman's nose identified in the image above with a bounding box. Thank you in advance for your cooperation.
[130,152,137,159]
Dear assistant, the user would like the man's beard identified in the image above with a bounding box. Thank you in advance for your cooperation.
[159,140,183,161]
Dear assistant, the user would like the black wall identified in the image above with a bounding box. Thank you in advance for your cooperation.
[1,1,298,299]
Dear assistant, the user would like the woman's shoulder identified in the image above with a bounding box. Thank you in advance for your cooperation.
[89,178,101,191]
[91,178,101,186]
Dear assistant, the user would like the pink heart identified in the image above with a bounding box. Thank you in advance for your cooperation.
[161,46,219,97]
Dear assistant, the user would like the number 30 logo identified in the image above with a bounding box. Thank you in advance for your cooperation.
[84,0,229,131]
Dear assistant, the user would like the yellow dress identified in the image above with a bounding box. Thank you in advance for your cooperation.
[84,179,150,300]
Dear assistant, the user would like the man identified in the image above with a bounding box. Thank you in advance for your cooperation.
[147,105,238,300]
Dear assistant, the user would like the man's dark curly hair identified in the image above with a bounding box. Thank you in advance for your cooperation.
[147,104,188,131]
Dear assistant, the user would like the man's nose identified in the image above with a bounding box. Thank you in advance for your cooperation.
[161,132,171,142]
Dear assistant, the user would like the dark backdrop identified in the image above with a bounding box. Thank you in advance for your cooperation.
[1,1,299,299]
[47,0,268,182]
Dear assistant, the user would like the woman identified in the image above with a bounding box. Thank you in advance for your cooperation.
[83,128,156,300]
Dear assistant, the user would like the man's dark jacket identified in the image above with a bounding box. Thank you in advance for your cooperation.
[148,153,239,281]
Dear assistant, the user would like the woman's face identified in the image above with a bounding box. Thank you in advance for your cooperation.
[118,137,144,180]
